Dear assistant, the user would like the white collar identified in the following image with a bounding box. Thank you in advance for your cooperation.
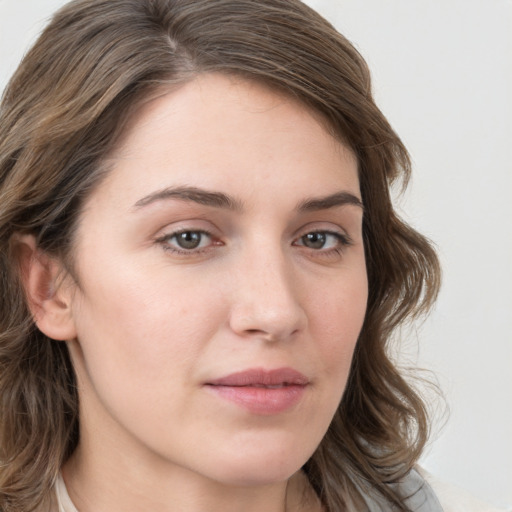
[55,474,79,512]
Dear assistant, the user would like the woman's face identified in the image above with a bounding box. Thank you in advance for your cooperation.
[65,74,367,486]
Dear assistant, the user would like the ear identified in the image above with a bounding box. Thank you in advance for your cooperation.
[14,234,77,341]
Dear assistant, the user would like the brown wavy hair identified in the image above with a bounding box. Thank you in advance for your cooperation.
[0,0,441,510]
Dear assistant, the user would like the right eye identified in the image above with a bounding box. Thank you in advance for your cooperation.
[157,230,215,253]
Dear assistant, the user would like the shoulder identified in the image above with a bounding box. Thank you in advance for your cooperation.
[416,467,508,512]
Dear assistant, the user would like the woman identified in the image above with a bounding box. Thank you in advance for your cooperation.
[0,1,502,511]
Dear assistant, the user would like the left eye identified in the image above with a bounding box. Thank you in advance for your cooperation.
[163,231,212,250]
[295,231,346,250]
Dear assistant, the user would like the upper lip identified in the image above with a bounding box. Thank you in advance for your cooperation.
[206,367,309,387]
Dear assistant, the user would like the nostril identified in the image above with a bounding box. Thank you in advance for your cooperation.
[244,328,278,341]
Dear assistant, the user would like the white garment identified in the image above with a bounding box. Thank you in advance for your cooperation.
[54,469,507,512]
[415,467,507,512]
[54,475,77,512]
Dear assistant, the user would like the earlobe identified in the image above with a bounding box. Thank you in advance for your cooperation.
[14,234,77,341]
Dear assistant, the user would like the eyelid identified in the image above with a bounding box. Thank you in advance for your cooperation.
[154,225,223,256]
[153,218,221,241]
[293,220,353,241]
[293,229,353,247]
[291,224,355,262]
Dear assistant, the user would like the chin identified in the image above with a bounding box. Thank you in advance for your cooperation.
[214,465,299,488]
[202,441,313,487]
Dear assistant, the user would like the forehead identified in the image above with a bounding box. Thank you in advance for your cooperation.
[92,73,360,212]
[115,74,346,150]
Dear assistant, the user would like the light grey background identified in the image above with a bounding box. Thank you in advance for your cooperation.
[1,0,511,508]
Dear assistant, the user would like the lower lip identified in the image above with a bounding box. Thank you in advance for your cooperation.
[205,384,306,415]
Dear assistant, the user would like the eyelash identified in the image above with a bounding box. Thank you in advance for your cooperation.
[155,229,353,258]
[155,229,218,256]
[293,230,353,258]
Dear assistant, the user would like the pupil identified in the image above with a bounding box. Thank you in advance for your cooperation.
[177,232,201,249]
[304,232,326,249]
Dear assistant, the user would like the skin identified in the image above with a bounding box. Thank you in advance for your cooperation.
[28,74,368,512]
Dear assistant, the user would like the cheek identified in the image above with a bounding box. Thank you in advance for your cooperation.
[309,268,368,383]
[68,266,227,447]
[70,259,224,387]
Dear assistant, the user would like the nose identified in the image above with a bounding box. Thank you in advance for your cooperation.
[228,247,307,342]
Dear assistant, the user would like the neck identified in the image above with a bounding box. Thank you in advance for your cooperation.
[62,444,321,512]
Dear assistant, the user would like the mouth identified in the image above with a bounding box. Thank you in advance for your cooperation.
[204,367,309,415]
[206,367,309,387]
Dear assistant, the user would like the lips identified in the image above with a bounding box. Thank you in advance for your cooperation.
[207,367,309,387]
[205,367,308,415]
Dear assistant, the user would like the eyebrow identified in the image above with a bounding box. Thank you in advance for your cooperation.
[132,186,243,211]
[297,191,363,212]
[132,186,363,213]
